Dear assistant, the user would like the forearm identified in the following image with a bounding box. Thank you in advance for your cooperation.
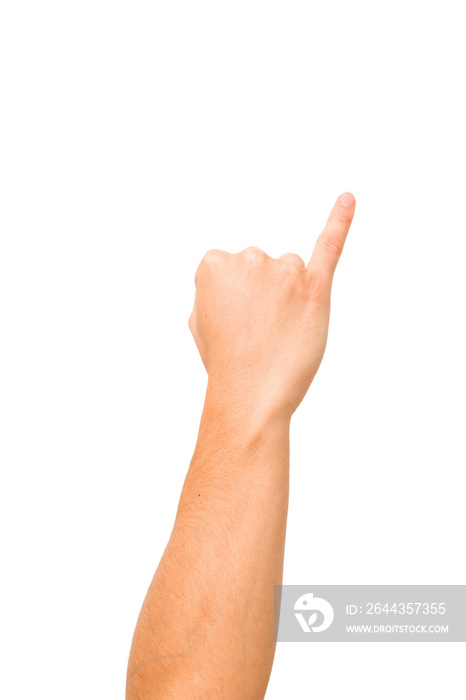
[126,192,356,698]
[127,382,290,699]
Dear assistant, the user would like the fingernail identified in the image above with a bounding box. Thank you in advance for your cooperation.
[339,192,355,207]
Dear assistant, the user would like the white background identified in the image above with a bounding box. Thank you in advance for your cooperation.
[0,1,465,698]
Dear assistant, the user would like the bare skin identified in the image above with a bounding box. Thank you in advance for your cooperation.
[126,192,356,699]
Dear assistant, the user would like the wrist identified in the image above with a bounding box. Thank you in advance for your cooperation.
[201,376,291,446]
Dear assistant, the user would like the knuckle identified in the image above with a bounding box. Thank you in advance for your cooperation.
[278,253,305,269]
[196,249,227,280]
[321,234,344,257]
[333,210,352,225]
[202,248,227,264]
[242,246,266,263]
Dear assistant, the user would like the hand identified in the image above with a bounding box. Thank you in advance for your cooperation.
[189,192,356,423]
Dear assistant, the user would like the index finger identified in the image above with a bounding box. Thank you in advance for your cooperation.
[307,192,356,280]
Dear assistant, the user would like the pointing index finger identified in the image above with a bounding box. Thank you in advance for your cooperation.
[307,192,356,279]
